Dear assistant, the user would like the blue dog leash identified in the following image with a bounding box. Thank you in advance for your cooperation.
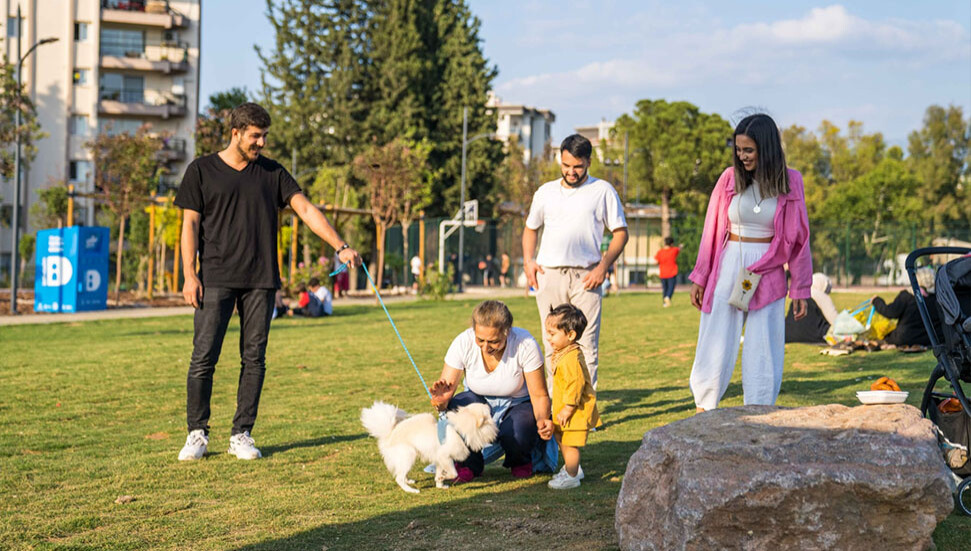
[330,261,433,401]
[331,261,451,443]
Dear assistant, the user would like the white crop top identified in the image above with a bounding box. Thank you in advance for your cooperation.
[728,184,777,238]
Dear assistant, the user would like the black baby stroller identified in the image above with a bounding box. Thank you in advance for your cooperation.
[906,246,971,516]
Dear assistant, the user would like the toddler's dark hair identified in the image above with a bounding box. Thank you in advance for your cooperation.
[548,304,587,340]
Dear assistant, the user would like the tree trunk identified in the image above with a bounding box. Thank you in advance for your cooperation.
[401,220,411,286]
[661,187,672,239]
[375,222,386,290]
[115,215,126,304]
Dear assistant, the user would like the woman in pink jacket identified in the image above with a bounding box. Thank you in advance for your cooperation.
[688,113,813,411]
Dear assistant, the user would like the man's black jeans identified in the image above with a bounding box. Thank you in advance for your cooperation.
[186,287,275,436]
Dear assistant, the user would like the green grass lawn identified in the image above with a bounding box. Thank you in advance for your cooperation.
[1,292,968,550]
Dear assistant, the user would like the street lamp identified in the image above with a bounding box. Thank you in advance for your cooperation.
[8,5,58,314]
[457,106,495,293]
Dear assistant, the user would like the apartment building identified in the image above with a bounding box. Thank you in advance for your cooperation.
[575,118,615,162]
[487,92,555,164]
[1,0,200,271]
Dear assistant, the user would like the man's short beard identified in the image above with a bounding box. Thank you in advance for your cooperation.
[237,143,259,161]
[562,170,587,187]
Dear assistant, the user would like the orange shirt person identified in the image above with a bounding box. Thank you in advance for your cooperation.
[654,237,680,307]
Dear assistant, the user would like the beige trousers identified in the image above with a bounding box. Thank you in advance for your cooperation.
[535,266,603,389]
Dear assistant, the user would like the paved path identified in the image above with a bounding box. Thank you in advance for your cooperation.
[0,286,532,326]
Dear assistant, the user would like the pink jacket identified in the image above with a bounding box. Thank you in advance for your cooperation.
[688,167,813,313]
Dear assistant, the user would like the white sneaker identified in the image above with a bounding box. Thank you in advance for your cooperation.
[178,429,208,461]
[227,431,262,460]
[553,464,584,481]
[549,471,581,489]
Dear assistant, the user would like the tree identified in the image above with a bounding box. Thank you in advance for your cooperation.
[87,128,164,302]
[353,139,428,288]
[208,87,249,111]
[18,233,33,282]
[614,99,732,237]
[907,104,971,228]
[193,88,249,157]
[29,183,71,229]
[0,54,43,184]
[258,0,371,169]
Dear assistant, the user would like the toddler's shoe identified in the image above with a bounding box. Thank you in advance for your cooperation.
[552,464,584,481]
[548,471,581,490]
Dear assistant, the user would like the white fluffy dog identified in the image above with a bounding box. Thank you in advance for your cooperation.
[361,401,498,493]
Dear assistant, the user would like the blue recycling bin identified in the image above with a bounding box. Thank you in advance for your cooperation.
[34,226,110,313]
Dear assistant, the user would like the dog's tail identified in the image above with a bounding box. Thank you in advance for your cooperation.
[361,401,405,440]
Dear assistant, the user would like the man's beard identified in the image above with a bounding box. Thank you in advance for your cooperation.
[237,143,260,161]
[562,169,587,188]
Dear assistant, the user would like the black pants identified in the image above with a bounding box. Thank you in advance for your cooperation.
[186,287,275,435]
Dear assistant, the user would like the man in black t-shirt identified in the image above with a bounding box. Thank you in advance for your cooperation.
[173,102,361,462]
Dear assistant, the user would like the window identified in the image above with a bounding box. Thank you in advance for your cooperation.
[100,28,145,57]
[69,161,92,183]
[74,22,89,42]
[99,73,144,103]
[69,115,89,136]
[6,17,19,38]
[73,69,90,85]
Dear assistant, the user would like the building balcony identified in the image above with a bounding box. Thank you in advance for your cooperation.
[99,91,187,119]
[157,137,187,162]
[101,1,188,29]
[101,42,189,74]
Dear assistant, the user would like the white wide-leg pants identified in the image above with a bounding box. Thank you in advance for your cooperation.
[689,241,785,410]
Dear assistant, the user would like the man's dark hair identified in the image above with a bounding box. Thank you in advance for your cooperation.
[560,134,592,161]
[664,237,674,247]
[309,277,320,287]
[229,102,271,131]
[548,304,587,340]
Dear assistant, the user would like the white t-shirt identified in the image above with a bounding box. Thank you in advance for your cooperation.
[525,176,627,267]
[444,327,544,398]
[312,286,334,316]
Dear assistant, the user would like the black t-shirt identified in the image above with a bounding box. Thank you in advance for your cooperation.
[174,153,301,289]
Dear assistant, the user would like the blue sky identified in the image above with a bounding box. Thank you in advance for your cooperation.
[200,1,971,146]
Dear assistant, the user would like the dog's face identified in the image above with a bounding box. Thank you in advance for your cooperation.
[447,403,499,452]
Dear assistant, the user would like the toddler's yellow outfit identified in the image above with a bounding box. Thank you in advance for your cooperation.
[551,343,601,446]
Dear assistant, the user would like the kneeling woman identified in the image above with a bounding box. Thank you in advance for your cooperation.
[430,300,554,480]
[688,113,813,411]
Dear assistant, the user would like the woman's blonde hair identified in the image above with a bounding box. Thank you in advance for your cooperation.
[472,300,513,333]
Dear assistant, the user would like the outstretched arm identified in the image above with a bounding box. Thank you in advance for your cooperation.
[524,369,553,440]
[289,193,362,267]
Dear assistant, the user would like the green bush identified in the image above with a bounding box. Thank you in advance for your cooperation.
[420,263,453,300]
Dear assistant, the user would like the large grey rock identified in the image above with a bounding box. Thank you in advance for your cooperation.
[616,404,954,551]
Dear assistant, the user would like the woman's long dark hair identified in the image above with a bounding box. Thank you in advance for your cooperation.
[733,113,790,197]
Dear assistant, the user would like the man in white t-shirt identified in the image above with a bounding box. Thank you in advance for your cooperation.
[308,277,333,316]
[523,134,628,389]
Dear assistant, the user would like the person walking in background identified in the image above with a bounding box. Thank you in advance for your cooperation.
[687,113,812,411]
[499,253,511,287]
[523,134,629,389]
[654,237,681,307]
[175,102,361,462]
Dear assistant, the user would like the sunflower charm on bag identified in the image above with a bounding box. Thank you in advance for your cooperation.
[741,279,753,291]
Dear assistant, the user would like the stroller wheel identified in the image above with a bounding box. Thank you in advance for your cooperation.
[958,478,971,517]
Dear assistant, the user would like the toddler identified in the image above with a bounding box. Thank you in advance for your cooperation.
[546,304,601,489]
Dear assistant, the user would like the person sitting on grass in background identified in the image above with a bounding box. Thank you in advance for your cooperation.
[546,303,601,490]
[289,283,323,317]
[309,277,333,316]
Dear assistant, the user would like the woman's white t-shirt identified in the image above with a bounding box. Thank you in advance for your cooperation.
[444,327,544,398]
